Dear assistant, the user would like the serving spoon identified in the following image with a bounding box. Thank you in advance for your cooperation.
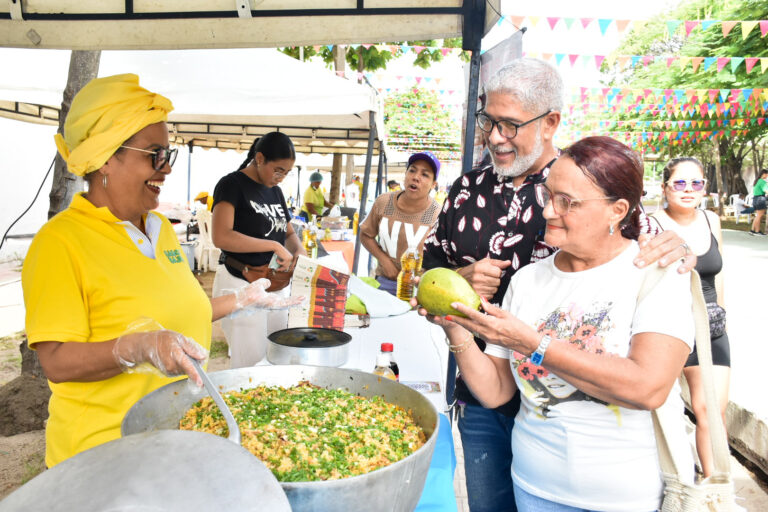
[188,357,241,445]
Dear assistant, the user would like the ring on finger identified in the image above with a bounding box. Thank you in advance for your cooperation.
[680,242,691,256]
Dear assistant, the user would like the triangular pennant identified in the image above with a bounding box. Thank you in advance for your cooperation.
[581,18,594,29]
[441,48,450,57]
[743,88,754,100]
[691,57,704,73]
[581,55,592,67]
[685,20,699,37]
[510,15,525,27]
[618,56,630,68]
[598,19,612,35]
[325,45,334,52]
[555,53,566,65]
[542,52,553,61]
[716,57,731,72]
[616,20,631,32]
[528,16,541,27]
[721,20,738,37]
[666,20,682,36]
[564,17,575,29]
[595,55,606,68]
[547,17,560,30]
[631,55,641,68]
[746,57,759,73]
[762,58,768,74]
[760,20,768,37]
[666,57,676,68]
[679,56,691,70]
[568,54,579,66]
[701,20,718,31]
[741,20,759,39]
[633,20,646,33]
[703,57,716,70]
[720,89,730,101]
[730,57,744,72]
[642,55,653,66]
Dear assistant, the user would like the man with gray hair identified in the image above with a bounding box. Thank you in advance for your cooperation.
[422,58,695,512]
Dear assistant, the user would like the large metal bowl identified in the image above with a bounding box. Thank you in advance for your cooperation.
[122,365,439,512]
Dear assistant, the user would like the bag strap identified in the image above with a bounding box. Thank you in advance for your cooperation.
[638,267,731,482]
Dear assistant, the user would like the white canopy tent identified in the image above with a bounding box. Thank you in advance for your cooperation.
[0,0,502,274]
[0,1,499,51]
[0,48,383,156]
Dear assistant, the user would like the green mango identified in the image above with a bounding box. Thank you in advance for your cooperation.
[416,267,481,318]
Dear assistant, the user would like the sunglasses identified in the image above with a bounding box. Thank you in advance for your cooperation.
[668,179,707,192]
[536,184,614,216]
[120,145,178,171]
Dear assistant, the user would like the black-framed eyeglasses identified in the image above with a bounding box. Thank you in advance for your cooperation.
[536,183,614,216]
[668,179,707,192]
[120,145,178,171]
[475,109,552,139]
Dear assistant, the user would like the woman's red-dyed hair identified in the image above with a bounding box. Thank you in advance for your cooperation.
[562,136,644,240]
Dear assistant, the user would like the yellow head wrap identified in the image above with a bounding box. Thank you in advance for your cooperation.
[54,73,174,177]
[194,191,209,201]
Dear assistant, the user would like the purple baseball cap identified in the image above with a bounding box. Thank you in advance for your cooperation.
[408,151,440,178]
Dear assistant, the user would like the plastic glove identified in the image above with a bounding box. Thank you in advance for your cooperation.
[232,278,306,312]
[112,318,208,386]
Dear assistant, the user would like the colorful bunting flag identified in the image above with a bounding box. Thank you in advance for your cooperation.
[666,20,682,36]
[741,21,759,39]
[721,21,738,37]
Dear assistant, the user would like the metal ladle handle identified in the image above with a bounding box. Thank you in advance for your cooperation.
[188,357,241,445]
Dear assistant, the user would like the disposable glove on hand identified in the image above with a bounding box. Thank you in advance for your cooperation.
[232,278,306,311]
[112,318,208,386]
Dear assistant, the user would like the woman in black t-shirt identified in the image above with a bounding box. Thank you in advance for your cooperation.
[211,132,306,367]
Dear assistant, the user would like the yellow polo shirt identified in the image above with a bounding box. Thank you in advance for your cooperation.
[301,185,326,217]
[22,193,212,467]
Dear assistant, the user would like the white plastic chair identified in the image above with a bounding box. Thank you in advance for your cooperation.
[194,208,221,272]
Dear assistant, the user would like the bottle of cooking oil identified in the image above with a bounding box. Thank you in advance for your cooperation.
[380,343,399,381]
[373,353,397,381]
[303,226,318,259]
[352,211,359,235]
[396,246,422,301]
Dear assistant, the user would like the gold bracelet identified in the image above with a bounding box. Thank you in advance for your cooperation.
[448,333,475,353]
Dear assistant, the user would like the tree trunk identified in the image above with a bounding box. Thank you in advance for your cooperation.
[47,51,101,219]
[713,141,725,216]
[329,45,346,205]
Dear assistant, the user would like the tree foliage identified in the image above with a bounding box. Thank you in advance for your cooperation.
[588,0,768,195]
[383,88,460,158]
[280,39,469,76]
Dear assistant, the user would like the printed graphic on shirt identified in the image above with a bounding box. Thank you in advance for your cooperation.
[513,302,615,418]
[378,218,430,258]
[250,201,288,236]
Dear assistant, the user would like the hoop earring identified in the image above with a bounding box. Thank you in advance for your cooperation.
[102,174,108,189]
[609,224,615,235]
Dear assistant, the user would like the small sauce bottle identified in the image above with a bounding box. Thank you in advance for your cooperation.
[396,247,422,301]
[380,343,399,381]
[353,211,360,235]
[373,353,397,381]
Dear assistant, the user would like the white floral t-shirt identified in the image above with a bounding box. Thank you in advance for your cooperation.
[485,242,695,512]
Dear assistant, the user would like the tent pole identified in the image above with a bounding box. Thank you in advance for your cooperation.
[187,142,193,206]
[352,112,376,275]
[460,0,485,175]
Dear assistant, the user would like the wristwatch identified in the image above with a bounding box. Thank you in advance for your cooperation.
[530,334,551,366]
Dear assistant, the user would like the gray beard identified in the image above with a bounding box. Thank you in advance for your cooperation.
[492,131,544,178]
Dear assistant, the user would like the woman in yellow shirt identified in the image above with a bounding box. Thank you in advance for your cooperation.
[300,171,334,220]
[21,74,298,468]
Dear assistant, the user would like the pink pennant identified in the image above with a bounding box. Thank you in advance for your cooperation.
[761,20,768,37]
[568,54,579,66]
[746,57,759,73]
[685,20,699,37]
[642,55,653,66]
[415,77,422,84]
[581,18,594,29]
[716,57,731,72]
[362,44,372,49]
[759,118,765,126]
[595,55,605,68]
[547,17,560,29]
[666,57,675,68]
[441,48,450,56]
[708,89,718,102]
